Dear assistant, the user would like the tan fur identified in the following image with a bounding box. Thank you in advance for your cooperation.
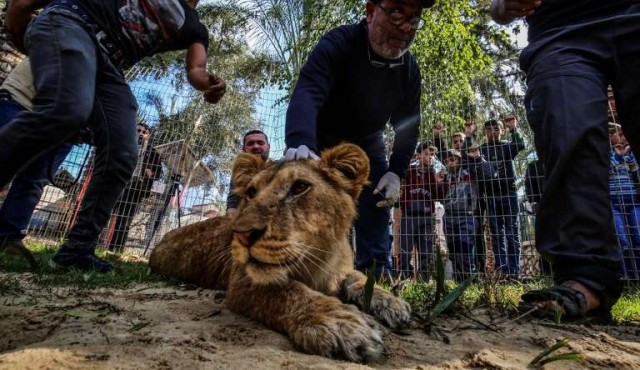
[149,143,411,363]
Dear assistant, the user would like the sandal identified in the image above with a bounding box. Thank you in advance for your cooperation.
[518,285,613,324]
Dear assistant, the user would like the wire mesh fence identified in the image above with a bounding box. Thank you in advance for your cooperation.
[1,62,638,283]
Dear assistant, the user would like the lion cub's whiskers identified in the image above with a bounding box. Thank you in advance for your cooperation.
[291,242,333,280]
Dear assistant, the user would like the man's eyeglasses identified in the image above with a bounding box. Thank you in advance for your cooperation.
[368,45,404,68]
[376,3,426,30]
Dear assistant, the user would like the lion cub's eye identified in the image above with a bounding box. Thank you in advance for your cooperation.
[289,180,311,197]
[246,186,257,199]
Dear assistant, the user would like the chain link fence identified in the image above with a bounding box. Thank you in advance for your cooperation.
[1,54,637,283]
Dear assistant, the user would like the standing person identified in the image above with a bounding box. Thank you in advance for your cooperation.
[0,59,72,268]
[107,122,162,253]
[226,129,270,217]
[609,125,640,279]
[491,0,637,320]
[433,122,475,158]
[442,146,497,281]
[398,144,443,280]
[284,0,435,275]
[479,117,525,278]
[1,0,227,272]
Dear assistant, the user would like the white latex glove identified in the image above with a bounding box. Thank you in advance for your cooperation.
[283,145,320,161]
[374,171,401,208]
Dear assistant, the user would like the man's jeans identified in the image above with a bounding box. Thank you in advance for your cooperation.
[0,97,73,241]
[611,192,640,278]
[444,213,478,281]
[398,213,433,279]
[0,7,138,250]
[485,193,521,277]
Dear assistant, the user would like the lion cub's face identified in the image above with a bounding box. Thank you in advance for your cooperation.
[230,144,370,286]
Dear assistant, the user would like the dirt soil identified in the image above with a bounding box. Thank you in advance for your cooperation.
[1,273,640,370]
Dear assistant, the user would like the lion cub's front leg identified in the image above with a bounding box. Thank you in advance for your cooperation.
[226,279,383,363]
[338,271,412,329]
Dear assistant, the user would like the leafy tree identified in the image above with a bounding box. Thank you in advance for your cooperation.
[220,1,528,141]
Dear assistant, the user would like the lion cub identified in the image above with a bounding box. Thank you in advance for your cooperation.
[150,143,411,363]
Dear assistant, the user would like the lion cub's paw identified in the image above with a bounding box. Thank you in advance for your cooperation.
[369,290,412,330]
[292,304,383,363]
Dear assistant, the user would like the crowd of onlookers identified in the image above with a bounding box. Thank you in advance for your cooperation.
[393,113,639,282]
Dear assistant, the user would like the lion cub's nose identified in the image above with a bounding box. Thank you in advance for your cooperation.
[234,228,266,247]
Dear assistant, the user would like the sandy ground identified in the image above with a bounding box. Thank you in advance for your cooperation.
[1,273,640,370]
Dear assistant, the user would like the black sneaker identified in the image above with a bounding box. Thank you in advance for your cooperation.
[49,249,113,273]
[0,239,38,269]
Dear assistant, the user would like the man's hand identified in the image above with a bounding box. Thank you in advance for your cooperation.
[490,0,542,25]
[613,144,631,157]
[504,116,518,131]
[433,123,445,137]
[463,121,476,137]
[204,74,226,104]
[283,145,319,161]
[374,172,400,208]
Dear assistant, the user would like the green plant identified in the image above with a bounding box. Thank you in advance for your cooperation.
[529,338,583,367]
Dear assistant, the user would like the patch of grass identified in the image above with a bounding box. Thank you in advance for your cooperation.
[402,277,640,323]
[612,285,640,322]
[1,242,164,290]
[529,338,583,367]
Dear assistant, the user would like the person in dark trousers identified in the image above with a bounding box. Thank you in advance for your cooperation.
[284,0,435,275]
[397,144,444,280]
[441,148,498,282]
[226,130,270,217]
[108,122,162,253]
[491,0,637,320]
[478,117,525,278]
[1,0,226,272]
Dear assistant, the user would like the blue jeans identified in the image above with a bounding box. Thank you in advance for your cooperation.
[353,152,392,274]
[611,192,640,278]
[0,97,73,240]
[444,213,478,281]
[398,213,433,279]
[0,7,138,250]
[485,193,521,276]
[521,5,640,305]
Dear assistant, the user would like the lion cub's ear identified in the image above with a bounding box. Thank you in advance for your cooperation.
[232,153,268,193]
[320,143,370,199]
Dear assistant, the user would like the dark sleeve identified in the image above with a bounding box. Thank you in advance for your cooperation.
[226,179,239,211]
[285,32,346,152]
[388,60,421,179]
[160,4,209,52]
